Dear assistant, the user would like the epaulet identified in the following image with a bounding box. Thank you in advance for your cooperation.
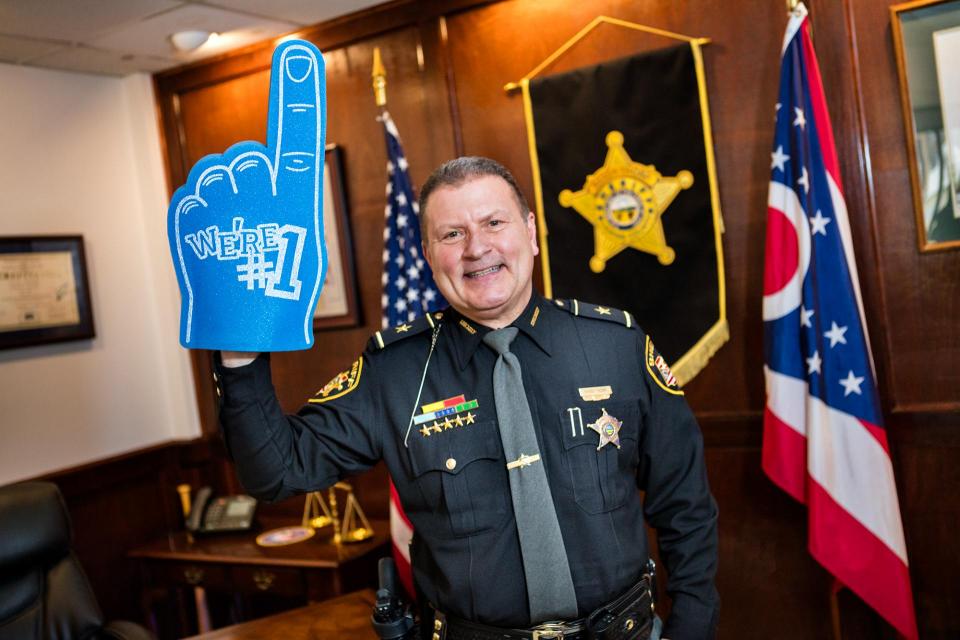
[551,298,637,329]
[370,311,445,350]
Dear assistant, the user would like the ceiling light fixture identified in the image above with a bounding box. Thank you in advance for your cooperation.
[169,30,213,52]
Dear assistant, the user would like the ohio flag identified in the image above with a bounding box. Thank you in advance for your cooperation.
[379,110,444,598]
[762,4,917,638]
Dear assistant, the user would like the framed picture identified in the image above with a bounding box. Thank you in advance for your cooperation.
[0,236,95,349]
[313,145,362,330]
[892,0,960,251]
[933,26,960,224]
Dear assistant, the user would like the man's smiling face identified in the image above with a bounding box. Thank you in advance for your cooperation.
[422,174,539,328]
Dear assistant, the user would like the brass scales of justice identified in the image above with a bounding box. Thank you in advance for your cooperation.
[302,481,375,544]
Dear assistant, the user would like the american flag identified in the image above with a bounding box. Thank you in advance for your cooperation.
[762,4,917,638]
[379,110,444,598]
[380,111,444,327]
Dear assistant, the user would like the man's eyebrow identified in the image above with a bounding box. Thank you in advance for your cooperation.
[432,208,513,231]
[477,208,512,223]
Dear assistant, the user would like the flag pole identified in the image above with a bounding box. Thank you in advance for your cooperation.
[372,46,387,108]
[829,581,843,640]
[373,44,422,601]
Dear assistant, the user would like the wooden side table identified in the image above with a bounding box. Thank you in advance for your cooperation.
[129,519,389,636]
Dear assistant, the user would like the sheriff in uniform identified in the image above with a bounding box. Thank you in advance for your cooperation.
[217,158,719,640]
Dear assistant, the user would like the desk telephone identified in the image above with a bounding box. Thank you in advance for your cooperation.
[186,486,257,534]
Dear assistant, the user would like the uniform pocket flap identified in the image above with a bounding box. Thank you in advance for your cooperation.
[407,420,502,477]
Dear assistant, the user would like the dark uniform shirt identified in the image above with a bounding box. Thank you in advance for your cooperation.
[216,293,719,639]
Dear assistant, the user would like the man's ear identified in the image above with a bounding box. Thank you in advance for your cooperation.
[527,211,540,256]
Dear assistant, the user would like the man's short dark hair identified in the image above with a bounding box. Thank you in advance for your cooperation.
[418,157,530,239]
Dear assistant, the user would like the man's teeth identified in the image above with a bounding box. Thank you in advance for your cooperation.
[467,265,501,278]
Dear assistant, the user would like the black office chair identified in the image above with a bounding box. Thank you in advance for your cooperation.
[0,481,155,640]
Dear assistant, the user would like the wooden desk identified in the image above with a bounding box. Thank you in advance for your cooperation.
[130,519,389,635]
[184,589,379,639]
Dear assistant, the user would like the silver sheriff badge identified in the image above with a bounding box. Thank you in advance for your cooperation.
[587,408,622,450]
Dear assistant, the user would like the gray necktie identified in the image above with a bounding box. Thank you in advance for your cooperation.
[482,327,579,623]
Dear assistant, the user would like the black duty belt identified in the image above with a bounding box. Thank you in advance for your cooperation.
[431,562,656,640]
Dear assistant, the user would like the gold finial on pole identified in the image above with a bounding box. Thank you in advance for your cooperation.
[787,0,800,13]
[372,46,387,107]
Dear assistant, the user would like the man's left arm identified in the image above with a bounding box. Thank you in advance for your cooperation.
[635,335,719,640]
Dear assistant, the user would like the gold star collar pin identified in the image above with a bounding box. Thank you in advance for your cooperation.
[587,408,623,450]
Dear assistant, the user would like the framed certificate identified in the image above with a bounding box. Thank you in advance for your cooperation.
[313,145,362,330]
[0,236,95,349]
[892,0,960,251]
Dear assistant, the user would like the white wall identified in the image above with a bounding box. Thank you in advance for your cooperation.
[0,63,201,484]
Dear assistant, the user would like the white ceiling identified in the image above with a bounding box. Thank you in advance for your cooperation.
[0,0,385,76]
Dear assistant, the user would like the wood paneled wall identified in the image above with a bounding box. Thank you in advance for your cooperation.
[31,436,387,632]
[149,0,959,637]
[36,440,214,624]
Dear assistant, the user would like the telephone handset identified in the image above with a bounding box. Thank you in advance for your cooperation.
[185,486,257,534]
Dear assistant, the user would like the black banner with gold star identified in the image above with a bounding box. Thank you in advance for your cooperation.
[521,43,727,385]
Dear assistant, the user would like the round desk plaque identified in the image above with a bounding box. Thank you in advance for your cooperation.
[256,525,316,547]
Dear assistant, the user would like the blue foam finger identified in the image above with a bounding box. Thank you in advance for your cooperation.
[167,40,327,351]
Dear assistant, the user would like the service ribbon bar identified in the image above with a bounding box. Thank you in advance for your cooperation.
[420,394,466,414]
[414,399,479,425]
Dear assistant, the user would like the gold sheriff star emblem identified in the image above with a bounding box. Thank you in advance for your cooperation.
[559,131,693,272]
[587,408,623,450]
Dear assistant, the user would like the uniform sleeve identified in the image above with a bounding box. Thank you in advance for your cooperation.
[635,335,720,640]
[215,350,383,503]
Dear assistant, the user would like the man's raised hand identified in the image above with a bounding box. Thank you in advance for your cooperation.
[167,40,327,351]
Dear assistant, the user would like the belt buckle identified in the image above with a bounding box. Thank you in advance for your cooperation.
[532,622,567,639]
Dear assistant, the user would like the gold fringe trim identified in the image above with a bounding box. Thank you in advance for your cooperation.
[670,319,729,387]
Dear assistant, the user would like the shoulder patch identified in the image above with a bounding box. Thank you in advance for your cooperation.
[371,311,444,350]
[644,335,684,395]
[310,357,363,403]
[552,298,635,328]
